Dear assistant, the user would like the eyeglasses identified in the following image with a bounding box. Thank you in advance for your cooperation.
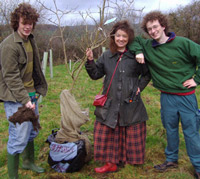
[147,25,160,33]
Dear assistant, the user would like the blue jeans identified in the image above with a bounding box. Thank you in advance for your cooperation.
[4,100,39,155]
[160,93,200,172]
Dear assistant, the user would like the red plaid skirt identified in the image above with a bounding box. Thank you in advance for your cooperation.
[93,120,146,165]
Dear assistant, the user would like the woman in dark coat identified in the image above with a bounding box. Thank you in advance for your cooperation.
[85,20,151,173]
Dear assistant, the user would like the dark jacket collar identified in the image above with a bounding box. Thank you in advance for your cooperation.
[152,32,176,47]
[13,31,34,43]
[109,48,132,59]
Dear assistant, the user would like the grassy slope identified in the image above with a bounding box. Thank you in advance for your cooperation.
[0,64,199,179]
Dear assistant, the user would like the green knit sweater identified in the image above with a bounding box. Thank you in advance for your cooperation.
[129,32,200,93]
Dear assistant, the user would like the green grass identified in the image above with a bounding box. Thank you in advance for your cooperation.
[0,64,199,178]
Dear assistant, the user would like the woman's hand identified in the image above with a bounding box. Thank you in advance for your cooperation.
[136,87,140,95]
[86,48,93,61]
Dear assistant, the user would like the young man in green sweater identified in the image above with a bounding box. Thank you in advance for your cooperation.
[129,11,200,178]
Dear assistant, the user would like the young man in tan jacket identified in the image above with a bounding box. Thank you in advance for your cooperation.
[0,3,47,178]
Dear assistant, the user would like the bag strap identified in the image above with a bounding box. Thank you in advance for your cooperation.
[105,49,127,95]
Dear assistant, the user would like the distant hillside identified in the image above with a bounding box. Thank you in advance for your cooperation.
[36,24,58,32]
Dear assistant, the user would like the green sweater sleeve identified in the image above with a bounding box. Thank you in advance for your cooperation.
[128,36,146,55]
[190,40,200,85]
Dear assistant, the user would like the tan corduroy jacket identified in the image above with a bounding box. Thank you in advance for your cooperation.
[0,32,47,104]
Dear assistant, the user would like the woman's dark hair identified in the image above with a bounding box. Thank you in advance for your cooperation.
[10,3,39,31]
[142,11,169,34]
[109,20,134,53]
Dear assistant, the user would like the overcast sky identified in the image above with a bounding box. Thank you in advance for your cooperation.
[38,0,192,25]
[44,0,191,11]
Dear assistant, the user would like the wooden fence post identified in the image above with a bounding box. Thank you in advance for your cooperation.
[69,59,72,71]
[39,52,48,103]
[49,49,53,78]
[102,46,106,53]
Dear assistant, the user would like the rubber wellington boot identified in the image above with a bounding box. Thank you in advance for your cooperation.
[95,162,117,173]
[7,153,19,179]
[21,141,45,173]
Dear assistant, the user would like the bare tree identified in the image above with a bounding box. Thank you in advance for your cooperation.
[106,0,144,26]
[0,0,21,41]
[36,0,75,72]
[36,0,109,91]
[69,0,109,90]
[0,0,19,25]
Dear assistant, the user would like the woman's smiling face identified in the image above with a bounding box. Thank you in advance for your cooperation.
[114,29,129,52]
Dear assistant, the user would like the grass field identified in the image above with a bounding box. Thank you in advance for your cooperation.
[0,64,199,179]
